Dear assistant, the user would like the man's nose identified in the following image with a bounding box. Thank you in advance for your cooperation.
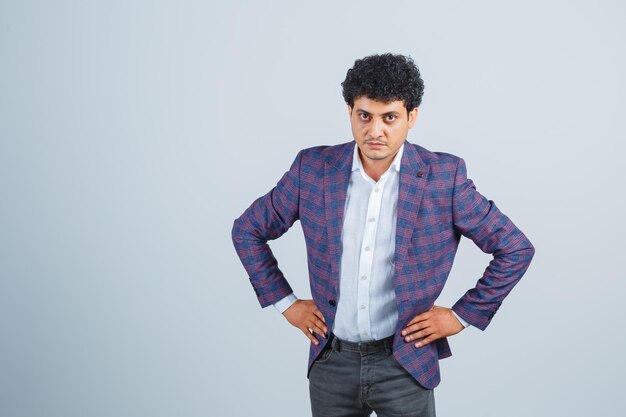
[369,118,384,138]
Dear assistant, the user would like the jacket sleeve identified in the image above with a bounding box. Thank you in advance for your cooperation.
[450,158,535,330]
[231,150,303,308]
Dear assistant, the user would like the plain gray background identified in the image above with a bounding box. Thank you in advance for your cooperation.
[1,1,625,416]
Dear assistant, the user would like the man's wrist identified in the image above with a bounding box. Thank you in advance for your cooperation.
[451,309,470,328]
[274,293,298,314]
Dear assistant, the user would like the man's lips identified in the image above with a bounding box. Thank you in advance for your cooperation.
[366,141,386,147]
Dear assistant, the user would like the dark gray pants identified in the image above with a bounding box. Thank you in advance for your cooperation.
[309,334,435,417]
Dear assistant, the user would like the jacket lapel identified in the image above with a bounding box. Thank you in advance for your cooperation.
[394,142,430,260]
[324,142,354,280]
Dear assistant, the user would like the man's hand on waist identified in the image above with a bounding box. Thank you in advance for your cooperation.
[401,305,465,348]
[283,299,328,346]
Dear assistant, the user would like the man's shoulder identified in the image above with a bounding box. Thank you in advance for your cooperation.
[299,141,352,156]
[297,141,354,168]
[405,141,463,170]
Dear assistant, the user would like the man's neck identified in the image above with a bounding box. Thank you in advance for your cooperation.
[359,152,395,182]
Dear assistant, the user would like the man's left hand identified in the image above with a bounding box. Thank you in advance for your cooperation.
[401,305,464,348]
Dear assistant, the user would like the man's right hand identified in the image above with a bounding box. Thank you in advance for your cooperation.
[282,299,328,345]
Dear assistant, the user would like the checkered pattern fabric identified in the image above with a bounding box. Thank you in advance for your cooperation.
[232,140,535,389]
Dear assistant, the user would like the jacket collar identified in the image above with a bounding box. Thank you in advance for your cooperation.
[398,140,428,175]
[325,140,427,175]
[325,141,355,171]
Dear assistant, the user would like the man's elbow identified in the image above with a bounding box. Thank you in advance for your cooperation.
[231,216,247,245]
[523,234,535,258]
[232,215,265,246]
[527,240,536,265]
[528,240,536,259]
[497,234,535,266]
[516,236,535,267]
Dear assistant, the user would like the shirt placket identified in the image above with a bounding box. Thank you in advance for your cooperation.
[356,176,386,340]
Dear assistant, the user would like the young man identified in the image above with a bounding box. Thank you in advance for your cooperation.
[232,53,534,417]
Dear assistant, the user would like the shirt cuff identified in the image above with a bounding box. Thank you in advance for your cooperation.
[273,293,298,314]
[452,310,470,328]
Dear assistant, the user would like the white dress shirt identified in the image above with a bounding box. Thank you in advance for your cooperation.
[274,143,468,339]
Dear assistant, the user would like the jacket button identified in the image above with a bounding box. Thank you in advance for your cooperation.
[329,299,336,307]
[417,171,424,177]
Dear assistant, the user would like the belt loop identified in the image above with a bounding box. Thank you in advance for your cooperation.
[331,334,341,352]
[385,337,393,355]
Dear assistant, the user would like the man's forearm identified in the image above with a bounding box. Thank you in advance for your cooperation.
[450,157,535,329]
[231,151,304,308]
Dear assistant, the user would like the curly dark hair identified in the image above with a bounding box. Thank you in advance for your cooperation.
[341,53,424,112]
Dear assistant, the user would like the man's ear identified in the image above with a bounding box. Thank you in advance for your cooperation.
[347,105,353,116]
[407,107,419,128]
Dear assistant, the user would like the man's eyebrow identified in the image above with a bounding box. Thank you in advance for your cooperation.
[355,109,401,116]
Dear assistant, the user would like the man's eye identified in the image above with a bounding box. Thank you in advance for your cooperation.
[359,113,369,120]
[386,115,396,121]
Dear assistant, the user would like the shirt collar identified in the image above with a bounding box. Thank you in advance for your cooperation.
[352,142,404,173]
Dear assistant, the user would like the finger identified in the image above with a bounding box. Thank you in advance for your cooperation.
[401,321,430,337]
[312,309,327,329]
[309,316,328,335]
[415,334,438,348]
[308,323,327,339]
[301,327,320,345]
[306,318,327,335]
[405,315,423,326]
[403,327,433,342]
[406,311,432,326]
[313,309,326,323]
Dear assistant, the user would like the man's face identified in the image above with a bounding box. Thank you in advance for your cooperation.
[348,96,418,166]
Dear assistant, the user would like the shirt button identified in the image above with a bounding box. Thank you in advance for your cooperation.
[363,331,368,336]
[374,188,380,193]
[364,246,371,251]
[361,275,367,280]
[360,305,366,310]
[368,217,375,222]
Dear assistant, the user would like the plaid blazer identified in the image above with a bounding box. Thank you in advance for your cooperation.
[232,140,535,389]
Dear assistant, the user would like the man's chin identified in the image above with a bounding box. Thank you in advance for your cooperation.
[363,151,391,161]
